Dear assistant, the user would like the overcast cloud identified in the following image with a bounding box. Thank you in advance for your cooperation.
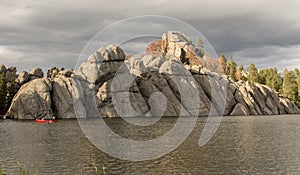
[0,0,300,72]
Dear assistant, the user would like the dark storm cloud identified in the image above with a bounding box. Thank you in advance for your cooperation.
[0,0,299,72]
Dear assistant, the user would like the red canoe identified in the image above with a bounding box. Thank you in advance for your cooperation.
[35,119,58,123]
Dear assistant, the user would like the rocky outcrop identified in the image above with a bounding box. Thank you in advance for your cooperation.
[230,103,249,116]
[52,75,75,118]
[6,69,75,119]
[0,65,17,83]
[6,78,53,119]
[47,67,59,79]
[162,32,192,60]
[279,97,300,114]
[72,42,300,118]
[59,70,74,77]
[4,31,300,119]
[16,71,30,85]
[29,67,44,80]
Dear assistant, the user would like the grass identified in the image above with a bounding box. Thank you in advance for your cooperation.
[0,163,107,175]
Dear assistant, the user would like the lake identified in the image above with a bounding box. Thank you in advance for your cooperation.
[1,115,300,174]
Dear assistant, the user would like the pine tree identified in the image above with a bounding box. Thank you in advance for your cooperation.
[295,68,300,76]
[258,68,268,85]
[258,68,282,92]
[298,76,300,96]
[283,69,298,102]
[196,37,205,58]
[247,64,259,85]
[297,76,300,107]
[6,73,17,110]
[0,73,7,111]
[295,70,300,107]
[218,54,227,75]
[227,56,237,80]
[271,68,283,92]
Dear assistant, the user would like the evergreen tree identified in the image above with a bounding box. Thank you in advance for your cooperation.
[283,69,298,102]
[258,68,268,85]
[196,37,205,58]
[298,76,300,97]
[236,68,242,81]
[247,64,259,85]
[295,68,300,76]
[239,65,244,72]
[218,54,227,75]
[227,56,237,80]
[0,73,7,111]
[6,73,17,110]
[270,68,283,92]
[296,70,300,107]
[258,68,282,92]
[297,76,300,107]
[238,65,247,81]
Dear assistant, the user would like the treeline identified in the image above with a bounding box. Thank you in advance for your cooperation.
[219,55,300,107]
[0,72,17,114]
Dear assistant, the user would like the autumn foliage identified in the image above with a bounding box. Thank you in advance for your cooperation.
[145,40,162,56]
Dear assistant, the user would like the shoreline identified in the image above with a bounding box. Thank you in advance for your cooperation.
[1,113,300,121]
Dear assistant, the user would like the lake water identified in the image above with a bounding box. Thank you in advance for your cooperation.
[1,115,300,174]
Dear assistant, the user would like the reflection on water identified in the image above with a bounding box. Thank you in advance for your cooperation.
[1,115,300,174]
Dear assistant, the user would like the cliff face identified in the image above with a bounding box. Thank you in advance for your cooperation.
[5,31,300,119]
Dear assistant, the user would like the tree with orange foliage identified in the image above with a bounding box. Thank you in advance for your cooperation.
[236,68,242,81]
[145,40,162,56]
[218,54,227,75]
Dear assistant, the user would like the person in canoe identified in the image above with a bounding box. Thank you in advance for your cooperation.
[36,111,55,121]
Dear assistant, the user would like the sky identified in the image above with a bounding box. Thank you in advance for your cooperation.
[0,0,300,72]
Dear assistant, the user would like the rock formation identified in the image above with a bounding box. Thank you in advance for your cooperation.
[29,67,44,81]
[47,67,59,79]
[6,78,53,119]
[16,71,30,85]
[4,31,300,119]
[0,65,17,83]
[6,69,75,119]
[52,73,75,118]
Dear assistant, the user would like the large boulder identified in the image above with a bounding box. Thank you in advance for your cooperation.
[238,85,259,115]
[251,84,273,115]
[256,84,285,115]
[78,45,125,85]
[17,71,30,85]
[230,103,249,116]
[142,55,165,72]
[98,45,125,62]
[29,67,44,80]
[96,78,149,118]
[162,31,193,62]
[138,72,180,116]
[126,57,146,76]
[159,58,190,76]
[279,97,300,114]
[6,78,52,119]
[52,75,75,118]
[77,61,98,84]
[58,70,74,77]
